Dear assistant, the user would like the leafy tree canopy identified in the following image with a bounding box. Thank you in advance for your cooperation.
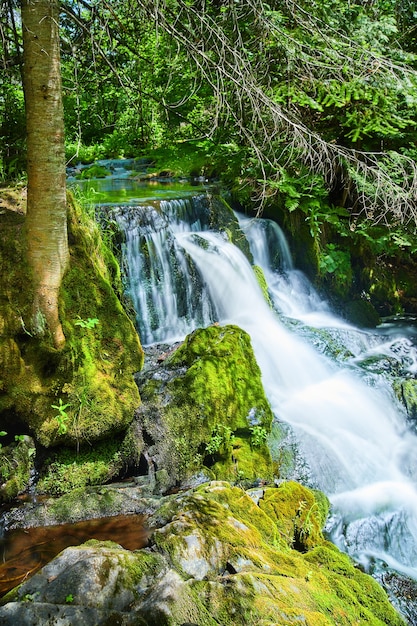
[2,0,417,225]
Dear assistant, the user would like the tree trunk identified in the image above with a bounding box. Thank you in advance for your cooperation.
[22,0,68,349]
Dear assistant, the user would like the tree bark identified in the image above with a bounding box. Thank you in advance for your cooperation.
[22,0,68,349]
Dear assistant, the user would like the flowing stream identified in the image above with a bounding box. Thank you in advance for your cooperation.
[109,192,417,599]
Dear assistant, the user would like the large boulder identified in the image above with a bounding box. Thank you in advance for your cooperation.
[0,199,143,449]
[135,324,274,489]
[0,481,405,625]
[0,197,143,498]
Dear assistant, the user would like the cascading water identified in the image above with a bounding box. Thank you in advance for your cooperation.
[112,195,216,344]
[112,192,417,612]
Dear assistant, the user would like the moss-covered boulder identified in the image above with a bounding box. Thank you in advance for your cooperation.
[0,196,143,452]
[0,481,405,625]
[135,325,274,487]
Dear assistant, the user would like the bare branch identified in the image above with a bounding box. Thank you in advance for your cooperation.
[129,0,417,223]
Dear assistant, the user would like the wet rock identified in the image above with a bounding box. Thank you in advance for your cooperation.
[134,325,274,486]
[0,481,406,625]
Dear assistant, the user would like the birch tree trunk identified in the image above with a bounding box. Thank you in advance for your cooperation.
[21,0,68,349]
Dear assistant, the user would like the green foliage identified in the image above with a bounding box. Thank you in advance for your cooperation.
[51,398,71,435]
[319,244,352,288]
[66,142,106,165]
[295,500,320,544]
[0,435,35,502]
[75,165,111,180]
[0,81,26,183]
[262,168,349,237]
[351,220,417,257]
[22,594,34,602]
[144,141,214,178]
[74,317,100,329]
[37,438,124,495]
[0,431,6,450]
[250,425,268,448]
[206,425,235,456]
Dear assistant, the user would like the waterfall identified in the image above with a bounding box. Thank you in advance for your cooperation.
[114,193,417,584]
[112,195,216,344]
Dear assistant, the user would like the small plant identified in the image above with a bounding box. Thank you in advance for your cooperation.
[22,593,34,602]
[0,431,7,449]
[74,317,99,329]
[295,500,319,544]
[250,425,268,448]
[52,399,71,435]
[14,434,25,442]
[318,244,352,288]
[65,593,74,604]
[205,425,234,456]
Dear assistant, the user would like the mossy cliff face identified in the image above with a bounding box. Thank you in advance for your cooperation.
[136,325,274,487]
[0,481,405,625]
[0,198,143,453]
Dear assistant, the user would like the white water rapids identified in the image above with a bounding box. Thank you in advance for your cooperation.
[114,195,417,584]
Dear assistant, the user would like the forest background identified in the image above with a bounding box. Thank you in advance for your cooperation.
[3,0,417,317]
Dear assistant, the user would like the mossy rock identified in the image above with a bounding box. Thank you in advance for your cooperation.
[0,480,405,625]
[0,196,143,453]
[0,437,35,503]
[342,298,381,328]
[36,426,143,496]
[393,378,417,426]
[210,195,253,261]
[75,164,111,179]
[259,481,330,551]
[136,325,274,485]
[253,265,273,308]
[150,481,405,625]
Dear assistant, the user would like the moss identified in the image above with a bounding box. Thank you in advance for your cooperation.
[0,481,405,625]
[37,440,121,495]
[0,437,35,502]
[253,265,273,308]
[394,378,417,421]
[193,481,283,548]
[138,325,274,483]
[149,481,405,625]
[0,196,143,460]
[117,548,165,590]
[31,485,128,523]
[168,326,272,437]
[259,482,330,551]
[210,195,253,261]
[75,164,111,179]
[304,544,405,625]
